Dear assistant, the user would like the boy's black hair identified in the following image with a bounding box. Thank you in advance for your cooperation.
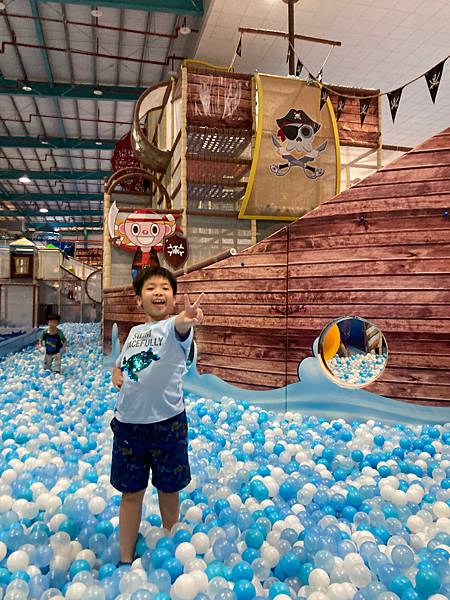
[133,265,177,296]
[47,313,61,323]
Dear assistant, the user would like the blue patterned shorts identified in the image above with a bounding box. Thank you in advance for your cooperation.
[110,411,191,494]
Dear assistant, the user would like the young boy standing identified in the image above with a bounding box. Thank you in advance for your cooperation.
[38,313,67,374]
[111,266,203,564]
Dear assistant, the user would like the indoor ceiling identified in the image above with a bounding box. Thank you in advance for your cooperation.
[195,0,449,148]
[0,0,448,234]
[0,0,203,232]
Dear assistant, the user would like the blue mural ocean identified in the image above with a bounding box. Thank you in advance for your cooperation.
[106,327,450,425]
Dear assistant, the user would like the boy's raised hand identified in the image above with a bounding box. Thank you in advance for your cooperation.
[183,293,204,326]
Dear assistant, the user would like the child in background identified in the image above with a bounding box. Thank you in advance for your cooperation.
[111,265,203,565]
[38,313,67,374]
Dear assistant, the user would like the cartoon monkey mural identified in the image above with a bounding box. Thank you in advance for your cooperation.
[108,202,188,277]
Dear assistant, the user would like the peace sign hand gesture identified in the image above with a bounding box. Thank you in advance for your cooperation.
[175,293,204,336]
[183,293,204,325]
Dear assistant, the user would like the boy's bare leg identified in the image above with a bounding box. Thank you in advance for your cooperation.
[53,353,61,373]
[158,490,180,531]
[119,488,146,562]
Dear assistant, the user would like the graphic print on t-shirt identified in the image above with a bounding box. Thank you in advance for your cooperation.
[120,328,163,381]
[43,332,63,355]
[121,347,160,381]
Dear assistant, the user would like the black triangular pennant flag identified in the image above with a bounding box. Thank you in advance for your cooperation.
[316,68,323,83]
[360,97,371,126]
[320,87,329,110]
[425,59,446,103]
[387,87,403,123]
[336,96,346,121]
[236,36,242,57]
[295,59,303,77]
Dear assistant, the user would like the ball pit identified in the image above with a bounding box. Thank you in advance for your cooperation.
[327,352,388,386]
[0,323,448,600]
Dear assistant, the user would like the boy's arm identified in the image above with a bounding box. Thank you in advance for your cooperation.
[175,293,204,337]
[112,338,127,389]
[112,367,123,389]
[58,330,67,352]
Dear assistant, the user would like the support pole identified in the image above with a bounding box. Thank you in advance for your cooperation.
[103,192,112,289]
[287,0,296,76]
[377,95,383,171]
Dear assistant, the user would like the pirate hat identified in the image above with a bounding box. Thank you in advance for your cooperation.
[276,109,320,133]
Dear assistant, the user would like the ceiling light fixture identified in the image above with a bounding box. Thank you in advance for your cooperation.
[91,8,102,18]
[40,137,49,145]
[95,139,103,146]
[93,88,103,96]
[19,174,31,184]
[22,84,32,92]
[179,17,191,35]
[39,208,49,213]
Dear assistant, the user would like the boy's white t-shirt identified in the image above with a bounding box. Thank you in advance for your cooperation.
[114,316,193,424]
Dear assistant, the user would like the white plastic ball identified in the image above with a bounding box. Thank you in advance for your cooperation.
[185,506,203,523]
[118,572,143,594]
[191,533,210,554]
[189,569,208,593]
[172,574,197,600]
[65,583,87,600]
[260,545,280,567]
[7,550,29,572]
[433,501,450,519]
[0,495,14,513]
[175,542,196,564]
[76,549,96,568]
[309,568,330,590]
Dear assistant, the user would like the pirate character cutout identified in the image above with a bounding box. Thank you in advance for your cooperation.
[270,109,327,178]
[108,202,189,273]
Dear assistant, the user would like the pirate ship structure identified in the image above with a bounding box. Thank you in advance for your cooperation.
[173,126,450,406]
[102,65,450,406]
[103,63,384,285]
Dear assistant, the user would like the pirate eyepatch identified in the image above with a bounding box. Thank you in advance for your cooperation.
[281,124,315,141]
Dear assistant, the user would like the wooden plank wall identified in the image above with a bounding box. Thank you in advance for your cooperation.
[103,286,144,353]
[180,230,288,389]
[186,69,253,129]
[329,85,380,148]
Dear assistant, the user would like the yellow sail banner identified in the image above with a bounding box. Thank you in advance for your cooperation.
[240,74,340,221]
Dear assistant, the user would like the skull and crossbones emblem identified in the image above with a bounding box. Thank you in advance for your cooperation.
[270,109,327,178]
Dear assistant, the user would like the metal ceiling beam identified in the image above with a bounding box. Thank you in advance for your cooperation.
[40,0,203,15]
[0,136,116,149]
[0,170,111,180]
[29,0,69,145]
[29,221,103,228]
[0,209,102,217]
[0,77,145,100]
[1,193,103,202]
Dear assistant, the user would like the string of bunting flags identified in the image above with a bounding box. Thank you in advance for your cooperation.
[233,32,449,127]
